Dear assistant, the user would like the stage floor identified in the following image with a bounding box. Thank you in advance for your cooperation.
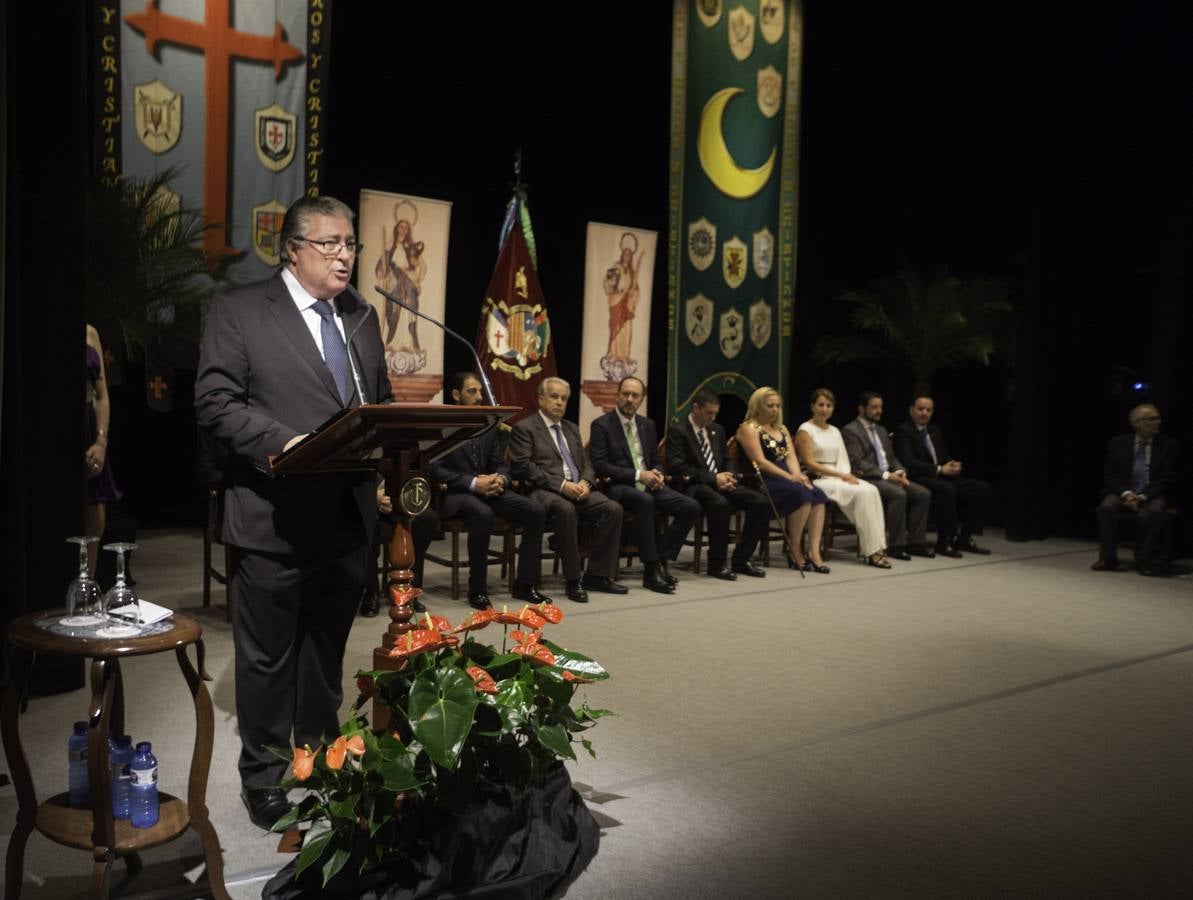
[3,529,1192,898]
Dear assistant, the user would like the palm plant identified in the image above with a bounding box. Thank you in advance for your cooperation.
[812,265,1014,395]
[85,170,230,371]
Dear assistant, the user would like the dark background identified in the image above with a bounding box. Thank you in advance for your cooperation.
[5,0,1192,624]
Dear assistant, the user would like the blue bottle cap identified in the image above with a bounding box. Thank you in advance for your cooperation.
[73,721,87,732]
[136,742,152,753]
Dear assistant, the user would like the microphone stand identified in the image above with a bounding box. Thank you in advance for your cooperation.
[373,285,498,407]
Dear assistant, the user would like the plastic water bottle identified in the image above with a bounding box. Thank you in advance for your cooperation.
[128,741,159,828]
[109,735,134,820]
[68,721,89,807]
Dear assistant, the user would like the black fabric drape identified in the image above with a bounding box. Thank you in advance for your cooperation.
[2,2,90,692]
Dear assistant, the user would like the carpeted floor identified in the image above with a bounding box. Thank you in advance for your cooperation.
[3,529,1191,898]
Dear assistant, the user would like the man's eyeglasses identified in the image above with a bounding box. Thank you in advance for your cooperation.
[299,237,362,257]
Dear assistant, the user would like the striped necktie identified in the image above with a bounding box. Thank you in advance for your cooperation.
[697,428,717,474]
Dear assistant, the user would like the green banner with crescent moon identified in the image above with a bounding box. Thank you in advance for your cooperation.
[666,0,803,424]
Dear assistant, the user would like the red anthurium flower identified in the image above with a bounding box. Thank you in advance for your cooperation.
[345,734,366,756]
[493,605,547,629]
[453,609,499,633]
[509,629,542,645]
[466,665,499,695]
[386,628,459,658]
[292,744,319,781]
[413,613,454,633]
[326,735,348,770]
[533,603,563,624]
[388,584,424,606]
[513,641,556,666]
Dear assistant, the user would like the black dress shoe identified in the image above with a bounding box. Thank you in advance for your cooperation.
[643,565,676,594]
[511,583,553,604]
[936,543,963,559]
[241,786,292,831]
[581,575,629,594]
[410,596,427,613]
[887,548,912,561]
[564,580,589,603]
[906,545,936,558]
[359,589,380,617]
[957,537,991,555]
[468,591,492,611]
[1090,557,1119,572]
[709,565,737,581]
[731,560,767,577]
[661,566,678,586]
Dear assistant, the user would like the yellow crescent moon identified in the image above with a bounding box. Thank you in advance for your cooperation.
[697,87,777,199]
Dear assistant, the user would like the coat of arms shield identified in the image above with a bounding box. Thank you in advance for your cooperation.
[133,79,182,154]
[752,228,775,279]
[719,306,745,359]
[749,300,773,349]
[722,235,748,289]
[759,0,785,44]
[252,199,288,266]
[687,217,717,272]
[728,6,756,61]
[254,103,296,172]
[685,294,714,347]
[757,66,782,119]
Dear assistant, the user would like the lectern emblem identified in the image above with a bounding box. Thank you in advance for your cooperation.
[400,477,431,517]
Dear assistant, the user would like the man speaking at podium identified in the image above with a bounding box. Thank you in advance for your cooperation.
[195,196,391,830]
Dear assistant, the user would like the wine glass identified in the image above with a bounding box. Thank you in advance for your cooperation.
[100,542,141,633]
[63,536,103,626]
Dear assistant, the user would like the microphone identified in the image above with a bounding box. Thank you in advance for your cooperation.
[373,285,497,406]
[340,285,378,405]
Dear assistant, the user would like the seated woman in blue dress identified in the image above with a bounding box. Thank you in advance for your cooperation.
[736,387,830,573]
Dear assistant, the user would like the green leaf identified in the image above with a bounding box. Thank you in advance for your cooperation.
[409,666,479,769]
[535,722,576,761]
[295,819,333,880]
[580,737,595,759]
[380,753,424,792]
[578,703,616,721]
[541,640,609,682]
[322,845,351,888]
[328,793,358,820]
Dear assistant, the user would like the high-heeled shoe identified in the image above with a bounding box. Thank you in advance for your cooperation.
[787,554,806,570]
[867,553,892,569]
[804,561,831,574]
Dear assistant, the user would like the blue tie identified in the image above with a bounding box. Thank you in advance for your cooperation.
[552,424,580,482]
[922,428,938,465]
[312,299,352,404]
[1132,441,1148,493]
[869,425,888,472]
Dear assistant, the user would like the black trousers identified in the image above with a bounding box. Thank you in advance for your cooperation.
[914,475,991,545]
[1096,493,1168,563]
[605,483,700,563]
[439,490,546,591]
[531,488,622,580]
[686,482,770,567]
[230,536,369,789]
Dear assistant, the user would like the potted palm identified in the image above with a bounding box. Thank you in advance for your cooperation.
[812,265,1014,395]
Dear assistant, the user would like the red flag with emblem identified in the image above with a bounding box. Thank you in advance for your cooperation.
[475,199,556,423]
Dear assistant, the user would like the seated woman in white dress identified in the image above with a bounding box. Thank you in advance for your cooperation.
[795,387,892,568]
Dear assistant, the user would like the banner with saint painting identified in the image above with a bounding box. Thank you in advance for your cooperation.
[356,189,451,403]
[578,223,658,436]
[665,0,804,424]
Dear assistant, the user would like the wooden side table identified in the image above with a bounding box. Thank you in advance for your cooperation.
[2,611,228,899]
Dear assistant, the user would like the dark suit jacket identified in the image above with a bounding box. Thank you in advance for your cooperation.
[429,426,510,493]
[893,420,954,481]
[195,272,391,555]
[1102,432,1178,499]
[665,416,729,487]
[842,417,905,478]
[589,410,661,485]
[509,414,595,492]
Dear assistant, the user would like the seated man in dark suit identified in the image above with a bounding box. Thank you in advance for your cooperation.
[843,391,934,560]
[893,394,992,557]
[665,389,769,580]
[589,376,700,593]
[428,371,551,609]
[1093,403,1178,575]
[509,377,625,603]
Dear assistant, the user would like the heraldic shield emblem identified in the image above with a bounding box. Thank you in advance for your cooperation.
[254,103,296,172]
[728,6,756,61]
[685,294,714,347]
[484,298,552,380]
[752,227,775,279]
[696,0,723,28]
[759,0,785,44]
[719,306,745,359]
[749,300,773,349]
[757,65,782,119]
[722,235,748,289]
[134,79,182,154]
[252,199,288,266]
[687,217,717,272]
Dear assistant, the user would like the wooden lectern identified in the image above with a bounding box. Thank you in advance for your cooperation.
[271,402,520,728]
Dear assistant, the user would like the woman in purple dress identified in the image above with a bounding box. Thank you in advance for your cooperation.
[85,324,121,575]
